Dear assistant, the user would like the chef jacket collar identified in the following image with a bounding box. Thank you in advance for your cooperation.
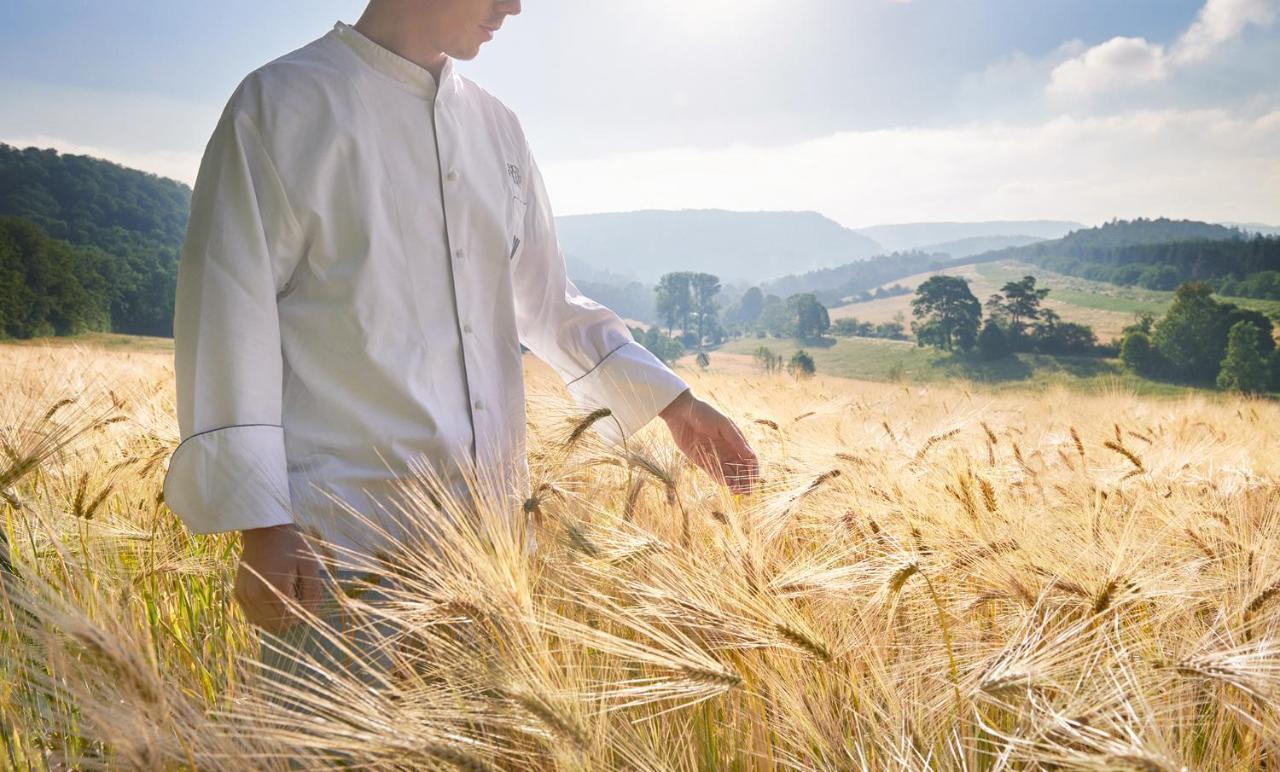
[332,21,457,102]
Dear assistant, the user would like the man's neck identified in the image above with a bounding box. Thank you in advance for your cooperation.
[352,9,449,82]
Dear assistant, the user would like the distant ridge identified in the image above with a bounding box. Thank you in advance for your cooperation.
[1000,218,1249,252]
[1224,222,1280,237]
[554,209,883,284]
[912,234,1046,259]
[854,221,1083,253]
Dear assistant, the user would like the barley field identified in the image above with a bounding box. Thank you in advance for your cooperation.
[2,340,1279,770]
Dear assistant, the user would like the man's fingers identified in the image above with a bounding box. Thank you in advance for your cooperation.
[716,422,759,494]
[234,524,329,633]
[293,557,325,609]
[668,404,761,495]
[725,456,758,493]
[692,428,759,495]
[725,462,758,494]
[689,438,724,482]
[235,558,324,633]
[235,565,289,632]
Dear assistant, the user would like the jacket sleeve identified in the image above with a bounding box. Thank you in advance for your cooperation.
[510,150,689,445]
[161,93,305,535]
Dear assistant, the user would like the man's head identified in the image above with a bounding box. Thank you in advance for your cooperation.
[365,0,521,61]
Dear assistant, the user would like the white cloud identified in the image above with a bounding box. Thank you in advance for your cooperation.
[1174,0,1278,63]
[0,135,200,185]
[542,108,1280,227]
[1048,0,1277,97]
[1047,37,1168,96]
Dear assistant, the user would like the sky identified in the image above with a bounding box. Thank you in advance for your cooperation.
[2,0,1277,229]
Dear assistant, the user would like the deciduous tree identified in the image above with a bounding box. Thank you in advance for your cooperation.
[912,275,981,352]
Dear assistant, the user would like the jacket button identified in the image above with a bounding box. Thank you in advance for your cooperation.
[454,248,466,259]
[474,400,485,411]
[446,170,460,182]
[463,323,473,334]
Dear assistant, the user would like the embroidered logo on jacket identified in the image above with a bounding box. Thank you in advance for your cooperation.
[506,163,523,187]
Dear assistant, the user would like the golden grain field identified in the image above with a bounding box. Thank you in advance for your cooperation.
[2,340,1279,770]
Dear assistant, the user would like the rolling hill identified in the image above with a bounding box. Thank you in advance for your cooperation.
[982,218,1279,299]
[819,218,1279,343]
[828,259,1157,342]
[828,259,1280,345]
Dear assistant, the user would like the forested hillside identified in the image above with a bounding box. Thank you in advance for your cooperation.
[996,218,1280,299]
[761,250,999,307]
[0,143,190,337]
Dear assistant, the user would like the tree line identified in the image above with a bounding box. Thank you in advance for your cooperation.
[631,271,842,373]
[653,274,840,346]
[846,283,910,304]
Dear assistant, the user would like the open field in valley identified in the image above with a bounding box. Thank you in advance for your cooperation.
[3,335,1280,769]
[829,259,1280,344]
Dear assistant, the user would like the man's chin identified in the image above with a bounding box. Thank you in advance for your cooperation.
[446,43,484,61]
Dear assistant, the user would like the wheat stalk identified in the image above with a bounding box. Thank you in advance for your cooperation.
[1103,440,1145,473]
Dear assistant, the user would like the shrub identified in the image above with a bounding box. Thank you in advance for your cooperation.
[1120,331,1157,375]
[977,319,1011,361]
[788,349,816,377]
[1044,321,1098,355]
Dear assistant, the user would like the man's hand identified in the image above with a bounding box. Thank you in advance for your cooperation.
[659,389,759,494]
[234,524,323,633]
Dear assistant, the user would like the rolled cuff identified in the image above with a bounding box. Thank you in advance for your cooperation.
[566,340,689,445]
[161,424,295,534]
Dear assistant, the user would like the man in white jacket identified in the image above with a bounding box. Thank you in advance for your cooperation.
[164,0,759,634]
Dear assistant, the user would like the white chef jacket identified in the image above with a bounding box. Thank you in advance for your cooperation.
[162,21,689,553]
